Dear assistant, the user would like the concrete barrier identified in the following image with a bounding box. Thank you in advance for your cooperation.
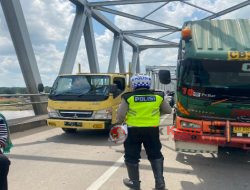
[8,114,48,133]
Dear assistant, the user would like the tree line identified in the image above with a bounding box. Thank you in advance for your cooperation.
[0,87,51,94]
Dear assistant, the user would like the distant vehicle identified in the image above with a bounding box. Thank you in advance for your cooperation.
[159,19,250,153]
[46,73,130,133]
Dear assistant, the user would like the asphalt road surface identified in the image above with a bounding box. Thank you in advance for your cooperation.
[8,114,250,190]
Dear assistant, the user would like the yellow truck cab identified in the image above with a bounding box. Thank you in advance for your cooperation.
[47,73,129,133]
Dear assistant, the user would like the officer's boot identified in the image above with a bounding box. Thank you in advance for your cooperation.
[150,158,166,190]
[123,162,141,190]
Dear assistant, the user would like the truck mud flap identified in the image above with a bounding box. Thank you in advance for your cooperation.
[175,141,218,154]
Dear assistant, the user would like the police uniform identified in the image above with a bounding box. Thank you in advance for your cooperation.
[117,88,172,190]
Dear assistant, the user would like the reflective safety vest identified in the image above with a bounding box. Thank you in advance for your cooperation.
[123,90,164,127]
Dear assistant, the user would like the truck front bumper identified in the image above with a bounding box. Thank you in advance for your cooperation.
[47,119,111,130]
[174,116,250,150]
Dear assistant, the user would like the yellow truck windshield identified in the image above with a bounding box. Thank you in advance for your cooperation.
[49,75,110,101]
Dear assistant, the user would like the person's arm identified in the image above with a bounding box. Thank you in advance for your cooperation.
[116,99,129,124]
[160,99,172,115]
[0,122,8,148]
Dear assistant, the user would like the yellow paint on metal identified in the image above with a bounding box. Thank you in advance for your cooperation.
[233,126,250,134]
[47,119,105,129]
[177,101,190,116]
[48,98,113,111]
[228,51,250,60]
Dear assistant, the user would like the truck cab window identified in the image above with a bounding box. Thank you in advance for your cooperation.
[113,77,125,97]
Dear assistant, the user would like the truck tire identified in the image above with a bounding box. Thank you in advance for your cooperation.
[62,128,77,133]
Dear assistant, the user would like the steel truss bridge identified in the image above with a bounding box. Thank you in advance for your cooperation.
[0,0,249,115]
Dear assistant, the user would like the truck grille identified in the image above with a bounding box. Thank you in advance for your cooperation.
[207,125,250,138]
[208,125,225,135]
[59,110,93,119]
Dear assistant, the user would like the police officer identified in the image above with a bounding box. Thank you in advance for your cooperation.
[117,74,172,190]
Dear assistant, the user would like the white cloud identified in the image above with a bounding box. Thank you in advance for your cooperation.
[95,29,113,71]
[0,0,249,87]
[113,0,249,72]
[113,2,196,70]
[21,0,75,44]
[0,55,24,87]
[0,36,14,55]
[0,0,75,87]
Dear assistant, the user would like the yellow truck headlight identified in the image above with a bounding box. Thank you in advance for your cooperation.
[94,108,112,119]
[47,107,60,118]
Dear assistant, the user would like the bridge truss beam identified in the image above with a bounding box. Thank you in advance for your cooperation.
[136,55,141,73]
[91,9,137,48]
[126,33,179,45]
[108,34,121,73]
[89,0,180,7]
[1,0,46,115]
[123,29,178,34]
[139,44,179,51]
[118,39,126,73]
[131,48,140,74]
[1,0,249,116]
[203,0,250,20]
[95,6,180,30]
[84,13,100,73]
[59,7,87,74]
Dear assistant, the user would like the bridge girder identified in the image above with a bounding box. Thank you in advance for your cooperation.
[1,0,47,115]
[59,6,87,75]
[1,0,249,115]
[89,0,181,7]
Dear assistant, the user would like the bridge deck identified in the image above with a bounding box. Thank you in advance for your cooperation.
[7,115,250,190]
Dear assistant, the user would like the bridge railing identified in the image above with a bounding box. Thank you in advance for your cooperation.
[0,94,48,107]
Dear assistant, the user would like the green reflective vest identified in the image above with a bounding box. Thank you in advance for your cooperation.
[123,89,164,127]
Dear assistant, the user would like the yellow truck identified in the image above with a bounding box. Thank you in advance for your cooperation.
[47,73,129,133]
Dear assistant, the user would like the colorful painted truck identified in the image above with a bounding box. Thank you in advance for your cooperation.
[159,19,250,152]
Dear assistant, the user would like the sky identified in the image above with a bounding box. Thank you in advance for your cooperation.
[0,0,249,87]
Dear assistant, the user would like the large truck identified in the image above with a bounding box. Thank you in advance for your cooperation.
[46,73,129,133]
[159,19,250,152]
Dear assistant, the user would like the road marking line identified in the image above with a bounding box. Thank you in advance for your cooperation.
[86,156,124,190]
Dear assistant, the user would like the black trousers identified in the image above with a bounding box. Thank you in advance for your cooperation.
[0,154,10,190]
[124,127,163,164]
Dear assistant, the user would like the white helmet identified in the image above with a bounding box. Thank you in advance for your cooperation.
[109,124,128,144]
[131,74,151,90]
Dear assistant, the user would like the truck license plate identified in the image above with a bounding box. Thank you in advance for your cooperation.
[64,122,82,127]
[233,127,250,134]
